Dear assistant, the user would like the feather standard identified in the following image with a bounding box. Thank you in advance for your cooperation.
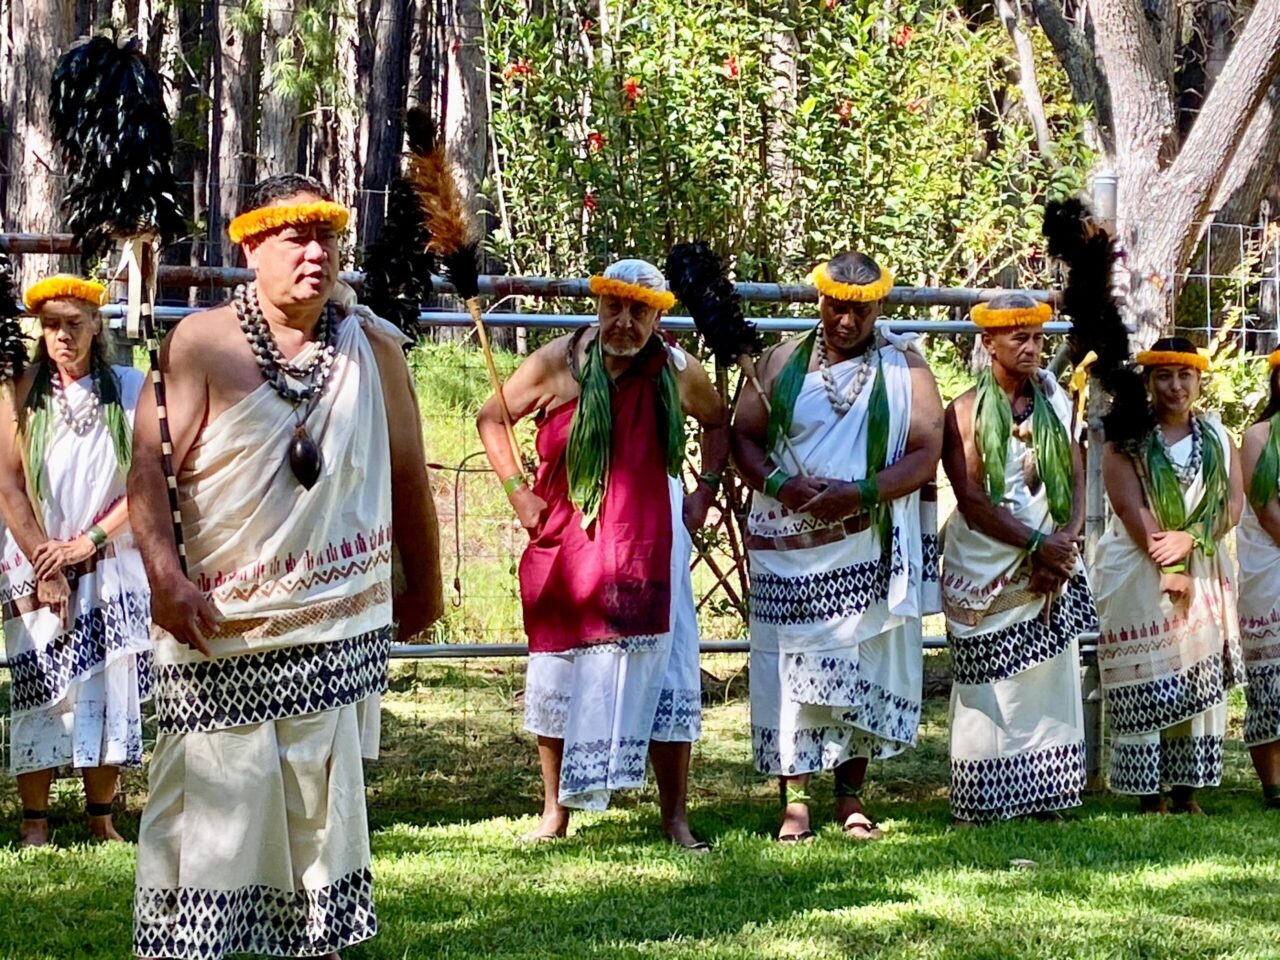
[665,242,760,366]
[404,106,480,301]
[0,253,27,383]
[1042,198,1149,447]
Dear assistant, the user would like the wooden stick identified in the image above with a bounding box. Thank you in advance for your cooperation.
[737,354,809,478]
[465,296,522,468]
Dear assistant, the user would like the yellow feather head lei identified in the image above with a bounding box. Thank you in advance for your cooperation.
[1268,349,1280,370]
[228,200,350,244]
[971,300,1053,329]
[1136,349,1209,373]
[588,275,676,312]
[23,276,107,312]
[809,261,894,303]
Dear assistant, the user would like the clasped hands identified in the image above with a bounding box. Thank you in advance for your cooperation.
[28,535,98,627]
[1148,530,1196,605]
[1028,530,1079,596]
[776,475,863,522]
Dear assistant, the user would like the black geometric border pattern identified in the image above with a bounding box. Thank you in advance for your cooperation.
[750,558,890,626]
[652,688,701,741]
[1109,735,1224,794]
[133,866,376,960]
[950,741,1085,822]
[8,590,151,712]
[922,534,940,585]
[1245,662,1280,746]
[949,575,1098,686]
[154,627,391,734]
[1105,653,1227,738]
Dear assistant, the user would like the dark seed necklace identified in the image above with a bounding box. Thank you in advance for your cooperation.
[233,283,337,489]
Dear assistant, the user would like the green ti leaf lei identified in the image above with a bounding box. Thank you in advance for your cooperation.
[1142,418,1228,558]
[1248,412,1280,511]
[765,324,817,454]
[566,335,685,524]
[972,369,1073,526]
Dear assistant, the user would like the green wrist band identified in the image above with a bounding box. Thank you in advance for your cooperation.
[856,475,880,510]
[764,467,792,500]
[1160,563,1187,575]
[699,472,722,493]
[502,473,528,497]
[86,524,108,550]
[1026,530,1046,554]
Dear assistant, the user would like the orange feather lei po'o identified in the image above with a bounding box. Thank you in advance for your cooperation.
[809,261,894,302]
[227,200,350,244]
[588,275,676,312]
[970,301,1053,328]
[1267,349,1280,369]
[23,276,108,312]
[1135,349,1209,372]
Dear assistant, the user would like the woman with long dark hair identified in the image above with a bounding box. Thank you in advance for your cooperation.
[1235,352,1280,809]
[1092,337,1245,814]
[0,277,151,846]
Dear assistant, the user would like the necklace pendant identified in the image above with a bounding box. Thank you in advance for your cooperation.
[288,425,323,489]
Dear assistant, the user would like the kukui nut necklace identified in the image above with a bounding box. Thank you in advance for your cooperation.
[51,370,101,435]
[234,283,337,489]
[816,323,877,415]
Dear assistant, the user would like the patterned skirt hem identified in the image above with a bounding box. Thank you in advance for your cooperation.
[132,867,376,960]
[750,720,916,777]
[951,788,1083,824]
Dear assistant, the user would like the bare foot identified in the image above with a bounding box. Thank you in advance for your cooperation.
[20,818,49,848]
[520,810,569,842]
[663,815,709,852]
[87,814,127,843]
[836,797,883,841]
[776,802,813,843]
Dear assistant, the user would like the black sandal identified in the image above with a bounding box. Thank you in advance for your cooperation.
[776,830,816,844]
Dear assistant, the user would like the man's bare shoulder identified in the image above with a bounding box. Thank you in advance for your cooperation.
[522,333,574,377]
[758,334,807,383]
[947,386,977,417]
[164,303,238,362]
[903,349,934,371]
[361,318,412,373]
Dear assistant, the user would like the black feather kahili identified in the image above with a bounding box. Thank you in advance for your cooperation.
[362,178,435,345]
[50,32,186,264]
[665,242,760,366]
[1042,198,1150,446]
[0,253,27,383]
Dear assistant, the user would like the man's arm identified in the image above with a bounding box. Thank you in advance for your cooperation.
[476,337,570,530]
[368,328,444,641]
[127,320,221,654]
[676,351,729,532]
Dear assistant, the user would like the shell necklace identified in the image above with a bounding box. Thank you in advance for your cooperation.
[52,370,101,435]
[816,324,877,415]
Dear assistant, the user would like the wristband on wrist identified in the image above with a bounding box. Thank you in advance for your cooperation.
[502,473,528,497]
[698,472,722,493]
[1160,562,1187,575]
[86,524,108,551]
[1026,530,1046,554]
[856,475,880,510]
[763,466,792,500]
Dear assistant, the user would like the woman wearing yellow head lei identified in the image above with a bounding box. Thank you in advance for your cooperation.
[0,274,151,847]
[1234,348,1280,809]
[1093,335,1244,814]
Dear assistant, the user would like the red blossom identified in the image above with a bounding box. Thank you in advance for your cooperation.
[502,58,533,82]
[836,100,853,123]
[585,131,606,153]
[824,0,839,9]
[892,25,914,48]
[583,190,598,213]
[581,17,594,32]
[722,55,740,80]
[622,76,644,104]
[906,96,927,115]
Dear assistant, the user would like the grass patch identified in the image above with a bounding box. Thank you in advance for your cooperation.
[1,665,1276,960]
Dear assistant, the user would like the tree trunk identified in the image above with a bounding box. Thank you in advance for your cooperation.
[1,0,75,290]
[759,0,798,280]
[408,0,437,109]
[998,0,1055,158]
[359,0,414,248]
[257,0,302,180]
[211,1,260,267]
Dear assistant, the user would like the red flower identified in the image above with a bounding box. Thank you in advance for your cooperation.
[722,55,740,80]
[585,131,606,153]
[906,97,927,115]
[583,191,598,213]
[622,76,644,104]
[581,17,594,32]
[893,25,914,47]
[836,100,853,123]
[824,0,839,9]
[502,58,533,82]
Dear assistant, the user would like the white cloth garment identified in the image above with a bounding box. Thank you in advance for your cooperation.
[942,372,1097,822]
[523,476,701,810]
[1236,498,1280,748]
[1093,419,1244,795]
[133,305,401,960]
[1,365,151,776]
[748,337,938,775]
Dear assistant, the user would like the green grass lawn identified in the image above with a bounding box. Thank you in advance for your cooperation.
[1,661,1277,960]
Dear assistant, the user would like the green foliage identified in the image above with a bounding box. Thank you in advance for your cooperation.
[484,0,1092,290]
